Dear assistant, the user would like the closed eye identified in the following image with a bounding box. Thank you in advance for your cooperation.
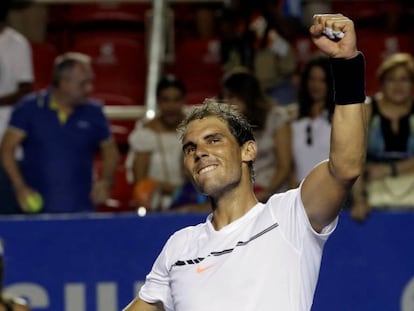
[206,134,222,144]
[183,143,196,156]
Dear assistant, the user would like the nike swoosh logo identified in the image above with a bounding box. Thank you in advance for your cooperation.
[196,264,214,274]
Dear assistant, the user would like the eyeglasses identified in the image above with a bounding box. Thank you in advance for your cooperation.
[306,124,312,146]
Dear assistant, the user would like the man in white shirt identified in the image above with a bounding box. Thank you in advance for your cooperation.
[0,0,34,214]
[124,13,367,311]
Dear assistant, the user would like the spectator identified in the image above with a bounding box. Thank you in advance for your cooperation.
[127,75,187,211]
[221,69,291,201]
[0,52,120,213]
[0,0,34,214]
[123,13,367,308]
[219,0,298,105]
[0,239,30,311]
[351,53,414,221]
[289,56,334,187]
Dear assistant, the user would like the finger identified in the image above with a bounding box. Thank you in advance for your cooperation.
[313,14,349,33]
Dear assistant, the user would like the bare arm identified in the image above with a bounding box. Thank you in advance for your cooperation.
[91,138,120,205]
[1,129,26,190]
[132,151,151,183]
[0,128,34,210]
[123,297,164,311]
[0,82,33,107]
[302,14,368,232]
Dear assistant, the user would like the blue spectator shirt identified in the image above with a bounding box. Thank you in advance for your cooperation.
[9,89,111,213]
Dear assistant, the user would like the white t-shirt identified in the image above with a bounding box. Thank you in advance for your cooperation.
[139,186,337,311]
[127,120,185,208]
[127,121,183,186]
[0,27,33,141]
[291,112,331,182]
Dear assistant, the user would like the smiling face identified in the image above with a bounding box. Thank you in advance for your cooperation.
[182,116,255,197]
[381,65,413,105]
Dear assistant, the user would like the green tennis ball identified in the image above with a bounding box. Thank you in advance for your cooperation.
[26,192,43,213]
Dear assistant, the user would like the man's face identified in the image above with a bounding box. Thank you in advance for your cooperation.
[61,63,94,105]
[158,86,185,128]
[182,116,245,196]
[382,65,413,105]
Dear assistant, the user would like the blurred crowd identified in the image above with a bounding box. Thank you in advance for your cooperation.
[0,0,414,223]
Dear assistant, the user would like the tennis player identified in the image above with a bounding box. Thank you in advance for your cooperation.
[124,13,367,311]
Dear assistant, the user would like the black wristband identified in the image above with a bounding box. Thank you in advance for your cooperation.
[330,52,366,105]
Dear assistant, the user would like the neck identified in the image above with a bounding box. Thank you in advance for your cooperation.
[310,101,325,118]
[51,90,74,114]
[210,185,258,230]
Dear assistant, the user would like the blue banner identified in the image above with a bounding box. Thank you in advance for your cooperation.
[0,210,413,311]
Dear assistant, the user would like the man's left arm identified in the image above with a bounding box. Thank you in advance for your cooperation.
[301,14,368,232]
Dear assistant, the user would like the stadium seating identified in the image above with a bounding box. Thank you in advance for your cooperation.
[169,38,223,104]
[30,42,59,91]
[94,155,135,213]
[72,36,147,104]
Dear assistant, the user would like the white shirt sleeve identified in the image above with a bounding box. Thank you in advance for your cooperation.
[267,184,338,251]
[138,235,175,311]
[12,35,34,83]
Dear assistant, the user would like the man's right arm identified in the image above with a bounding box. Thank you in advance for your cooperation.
[123,297,164,311]
[0,128,28,209]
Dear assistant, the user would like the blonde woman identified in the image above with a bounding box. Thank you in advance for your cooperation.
[351,53,414,221]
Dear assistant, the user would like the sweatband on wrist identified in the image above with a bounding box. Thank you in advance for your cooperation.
[330,52,366,105]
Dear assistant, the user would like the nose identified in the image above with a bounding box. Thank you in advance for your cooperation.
[194,144,208,161]
[84,81,94,96]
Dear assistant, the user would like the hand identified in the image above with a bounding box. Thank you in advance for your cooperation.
[14,185,38,213]
[90,179,111,205]
[310,14,358,59]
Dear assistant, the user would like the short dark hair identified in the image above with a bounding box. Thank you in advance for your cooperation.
[221,70,271,130]
[298,56,334,120]
[177,99,256,180]
[52,52,91,87]
[156,74,186,98]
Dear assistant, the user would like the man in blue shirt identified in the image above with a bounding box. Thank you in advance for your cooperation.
[0,52,120,213]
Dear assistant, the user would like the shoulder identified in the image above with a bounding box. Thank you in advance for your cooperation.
[3,27,30,47]
[80,99,107,117]
[84,98,104,110]
[14,91,43,111]
[266,105,289,129]
[142,118,162,131]
[132,120,157,137]
[166,223,207,249]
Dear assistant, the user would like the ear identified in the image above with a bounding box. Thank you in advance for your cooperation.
[241,140,257,163]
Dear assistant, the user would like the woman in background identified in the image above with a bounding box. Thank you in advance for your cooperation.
[289,56,334,187]
[351,53,414,221]
[127,75,187,211]
[221,69,291,201]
